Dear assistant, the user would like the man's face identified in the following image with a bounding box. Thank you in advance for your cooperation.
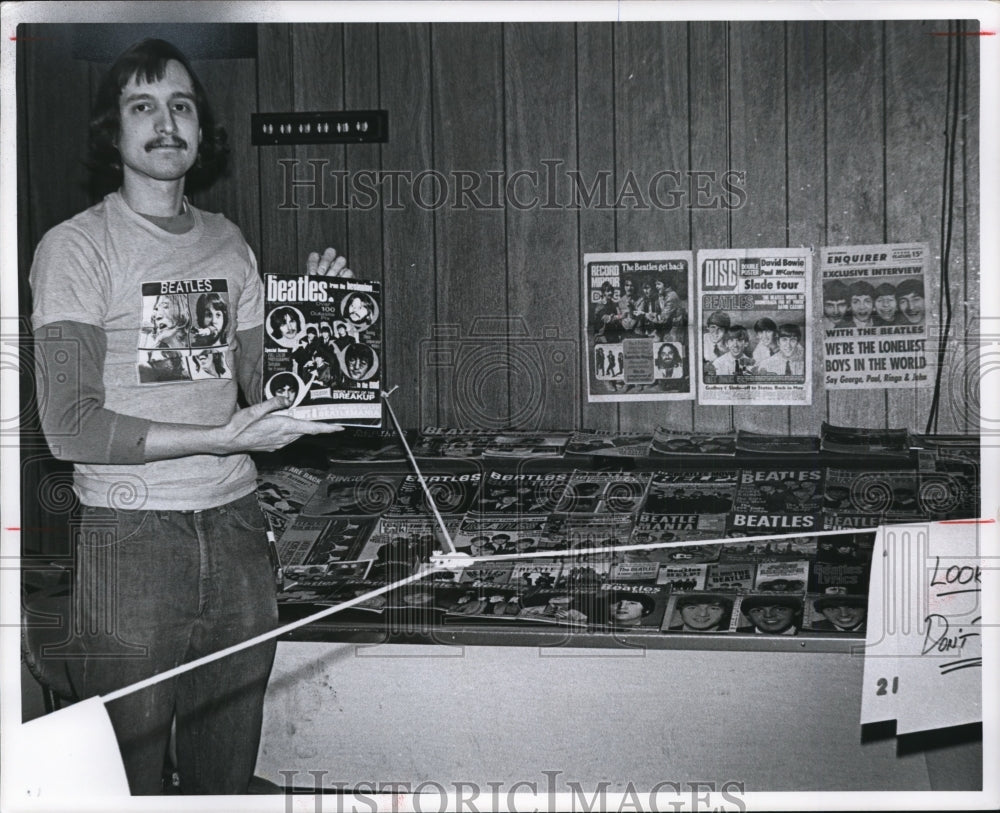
[117,60,201,186]
[899,292,925,323]
[336,324,347,337]
[276,383,295,399]
[726,334,746,357]
[707,324,724,344]
[850,295,874,322]
[194,350,213,372]
[681,601,726,630]
[348,296,371,323]
[202,302,225,334]
[279,312,299,339]
[821,603,866,630]
[875,294,897,322]
[348,355,370,379]
[778,335,799,358]
[748,604,796,633]
[152,296,181,331]
[791,481,816,501]
[612,599,644,624]
[469,537,492,555]
[824,298,848,320]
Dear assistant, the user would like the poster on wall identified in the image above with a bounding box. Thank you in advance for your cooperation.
[819,242,933,390]
[696,247,813,406]
[583,251,695,402]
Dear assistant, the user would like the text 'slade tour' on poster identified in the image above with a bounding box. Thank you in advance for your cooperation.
[583,251,696,403]
[696,247,812,407]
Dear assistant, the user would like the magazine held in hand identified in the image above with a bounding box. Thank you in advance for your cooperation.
[263,274,383,426]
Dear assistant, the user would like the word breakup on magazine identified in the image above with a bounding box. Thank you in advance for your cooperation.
[263,273,383,425]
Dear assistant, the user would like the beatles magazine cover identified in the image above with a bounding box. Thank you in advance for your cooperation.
[819,242,933,390]
[696,247,812,406]
[583,251,695,401]
[263,273,383,425]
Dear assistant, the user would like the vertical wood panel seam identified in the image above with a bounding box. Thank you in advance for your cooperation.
[783,22,793,435]
[881,21,890,427]
[429,24,440,426]
[611,24,621,430]
[960,28,970,433]
[501,23,512,425]
[573,21,585,429]
[342,24,350,263]
[724,21,734,431]
[685,21,695,430]
[822,21,831,424]
[375,25,386,288]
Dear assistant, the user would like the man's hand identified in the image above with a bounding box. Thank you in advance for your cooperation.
[218,396,343,453]
[307,247,354,278]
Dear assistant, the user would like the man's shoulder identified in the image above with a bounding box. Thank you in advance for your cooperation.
[190,203,246,241]
[40,195,116,247]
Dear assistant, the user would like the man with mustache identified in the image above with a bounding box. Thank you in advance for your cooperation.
[29,39,352,796]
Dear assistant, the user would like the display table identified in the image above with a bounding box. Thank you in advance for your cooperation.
[256,638,982,792]
[249,435,983,793]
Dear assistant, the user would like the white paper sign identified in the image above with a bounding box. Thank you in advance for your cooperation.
[861,522,985,734]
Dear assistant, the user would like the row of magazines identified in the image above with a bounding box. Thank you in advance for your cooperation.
[320,423,978,463]
[255,435,978,637]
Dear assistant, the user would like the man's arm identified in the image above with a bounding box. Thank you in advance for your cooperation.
[35,320,339,465]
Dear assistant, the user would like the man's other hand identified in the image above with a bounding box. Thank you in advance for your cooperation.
[307,247,354,277]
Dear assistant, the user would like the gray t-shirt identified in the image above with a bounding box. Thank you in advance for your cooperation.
[30,191,264,510]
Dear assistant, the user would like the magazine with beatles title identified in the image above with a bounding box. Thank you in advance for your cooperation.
[696,247,812,406]
[263,273,383,425]
[583,251,696,402]
[728,466,824,536]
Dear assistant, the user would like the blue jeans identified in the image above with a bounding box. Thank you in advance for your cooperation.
[70,492,278,795]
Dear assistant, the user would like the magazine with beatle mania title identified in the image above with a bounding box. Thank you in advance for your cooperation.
[264,273,383,425]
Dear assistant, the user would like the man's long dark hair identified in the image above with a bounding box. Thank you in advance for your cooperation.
[88,38,229,196]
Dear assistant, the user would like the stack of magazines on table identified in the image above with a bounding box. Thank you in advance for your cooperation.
[256,424,979,638]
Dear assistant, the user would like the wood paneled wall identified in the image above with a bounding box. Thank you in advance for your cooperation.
[17,21,980,552]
